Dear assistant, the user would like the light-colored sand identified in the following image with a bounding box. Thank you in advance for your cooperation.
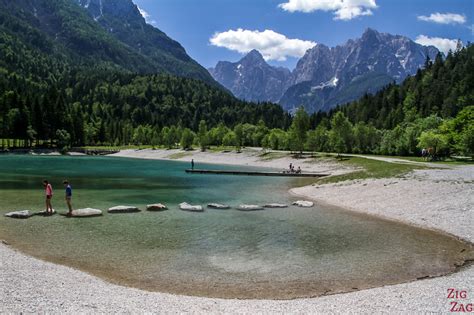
[1,149,473,313]
[111,148,353,175]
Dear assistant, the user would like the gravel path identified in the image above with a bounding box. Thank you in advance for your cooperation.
[1,152,473,313]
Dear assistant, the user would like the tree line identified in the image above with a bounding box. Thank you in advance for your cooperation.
[0,41,472,158]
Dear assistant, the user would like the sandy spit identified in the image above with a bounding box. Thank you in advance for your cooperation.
[111,148,353,175]
[1,149,473,313]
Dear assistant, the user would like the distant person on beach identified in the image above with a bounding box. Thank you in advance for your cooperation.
[43,180,53,215]
[421,148,427,160]
[297,166,302,174]
[191,159,195,170]
[63,180,73,216]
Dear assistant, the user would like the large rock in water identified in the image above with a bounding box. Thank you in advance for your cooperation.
[108,205,141,213]
[179,202,203,212]
[69,208,103,217]
[293,200,314,208]
[207,203,230,209]
[264,203,288,208]
[4,210,33,219]
[146,203,168,211]
[237,205,264,211]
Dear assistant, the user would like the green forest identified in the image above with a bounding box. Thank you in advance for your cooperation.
[0,5,473,160]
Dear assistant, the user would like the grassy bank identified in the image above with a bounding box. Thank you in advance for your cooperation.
[316,156,426,184]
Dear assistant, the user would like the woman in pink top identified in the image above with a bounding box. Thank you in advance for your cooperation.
[43,179,54,215]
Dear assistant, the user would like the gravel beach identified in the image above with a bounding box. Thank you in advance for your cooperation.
[1,149,473,313]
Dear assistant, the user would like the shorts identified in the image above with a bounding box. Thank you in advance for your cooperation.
[46,195,52,200]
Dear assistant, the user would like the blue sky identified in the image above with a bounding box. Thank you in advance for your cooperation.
[133,0,473,70]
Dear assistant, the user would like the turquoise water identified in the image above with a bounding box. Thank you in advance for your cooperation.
[0,155,471,299]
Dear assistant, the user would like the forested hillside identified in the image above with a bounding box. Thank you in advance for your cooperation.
[0,68,290,147]
[330,47,473,128]
[0,0,471,157]
[0,0,289,148]
[188,44,472,158]
[0,0,216,84]
[300,45,473,157]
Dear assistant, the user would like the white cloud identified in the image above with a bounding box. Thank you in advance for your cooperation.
[415,35,460,55]
[417,12,466,25]
[278,0,377,20]
[209,28,316,61]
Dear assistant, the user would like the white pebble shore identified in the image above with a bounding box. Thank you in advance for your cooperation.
[1,150,473,313]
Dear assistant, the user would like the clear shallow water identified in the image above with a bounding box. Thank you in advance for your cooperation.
[0,155,472,299]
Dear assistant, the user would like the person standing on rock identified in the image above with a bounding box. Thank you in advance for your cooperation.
[43,180,54,215]
[63,180,73,216]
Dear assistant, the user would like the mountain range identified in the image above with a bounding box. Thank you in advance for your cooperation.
[0,0,441,115]
[209,28,440,113]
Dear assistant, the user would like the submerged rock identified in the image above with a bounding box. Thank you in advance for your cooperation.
[179,202,203,212]
[207,203,230,209]
[292,200,314,208]
[4,210,33,219]
[146,203,168,211]
[68,208,103,217]
[264,203,288,208]
[237,205,264,211]
[108,205,141,213]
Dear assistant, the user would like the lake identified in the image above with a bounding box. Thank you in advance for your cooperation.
[0,155,471,299]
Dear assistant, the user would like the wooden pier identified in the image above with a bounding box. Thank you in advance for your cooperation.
[185,169,329,178]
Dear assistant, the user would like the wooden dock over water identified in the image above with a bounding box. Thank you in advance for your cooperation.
[185,169,329,178]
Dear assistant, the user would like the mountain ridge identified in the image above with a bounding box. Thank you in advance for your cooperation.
[0,0,218,86]
[209,49,292,103]
[210,28,440,113]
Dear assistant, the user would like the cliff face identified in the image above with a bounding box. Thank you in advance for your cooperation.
[209,50,292,102]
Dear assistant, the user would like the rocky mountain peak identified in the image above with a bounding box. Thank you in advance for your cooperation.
[362,27,379,37]
[238,50,267,69]
[211,29,440,113]
[76,0,143,22]
[243,49,265,62]
[73,0,217,85]
[209,50,291,103]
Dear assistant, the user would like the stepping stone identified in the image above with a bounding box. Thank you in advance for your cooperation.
[179,202,203,212]
[4,210,33,219]
[61,208,103,217]
[292,200,314,208]
[264,203,288,208]
[237,205,264,211]
[207,203,230,209]
[146,203,168,211]
[108,206,141,213]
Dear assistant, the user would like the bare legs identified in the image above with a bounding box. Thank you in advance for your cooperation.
[66,197,73,215]
[46,197,53,214]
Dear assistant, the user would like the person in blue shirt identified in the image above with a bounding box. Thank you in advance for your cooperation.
[63,180,73,216]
